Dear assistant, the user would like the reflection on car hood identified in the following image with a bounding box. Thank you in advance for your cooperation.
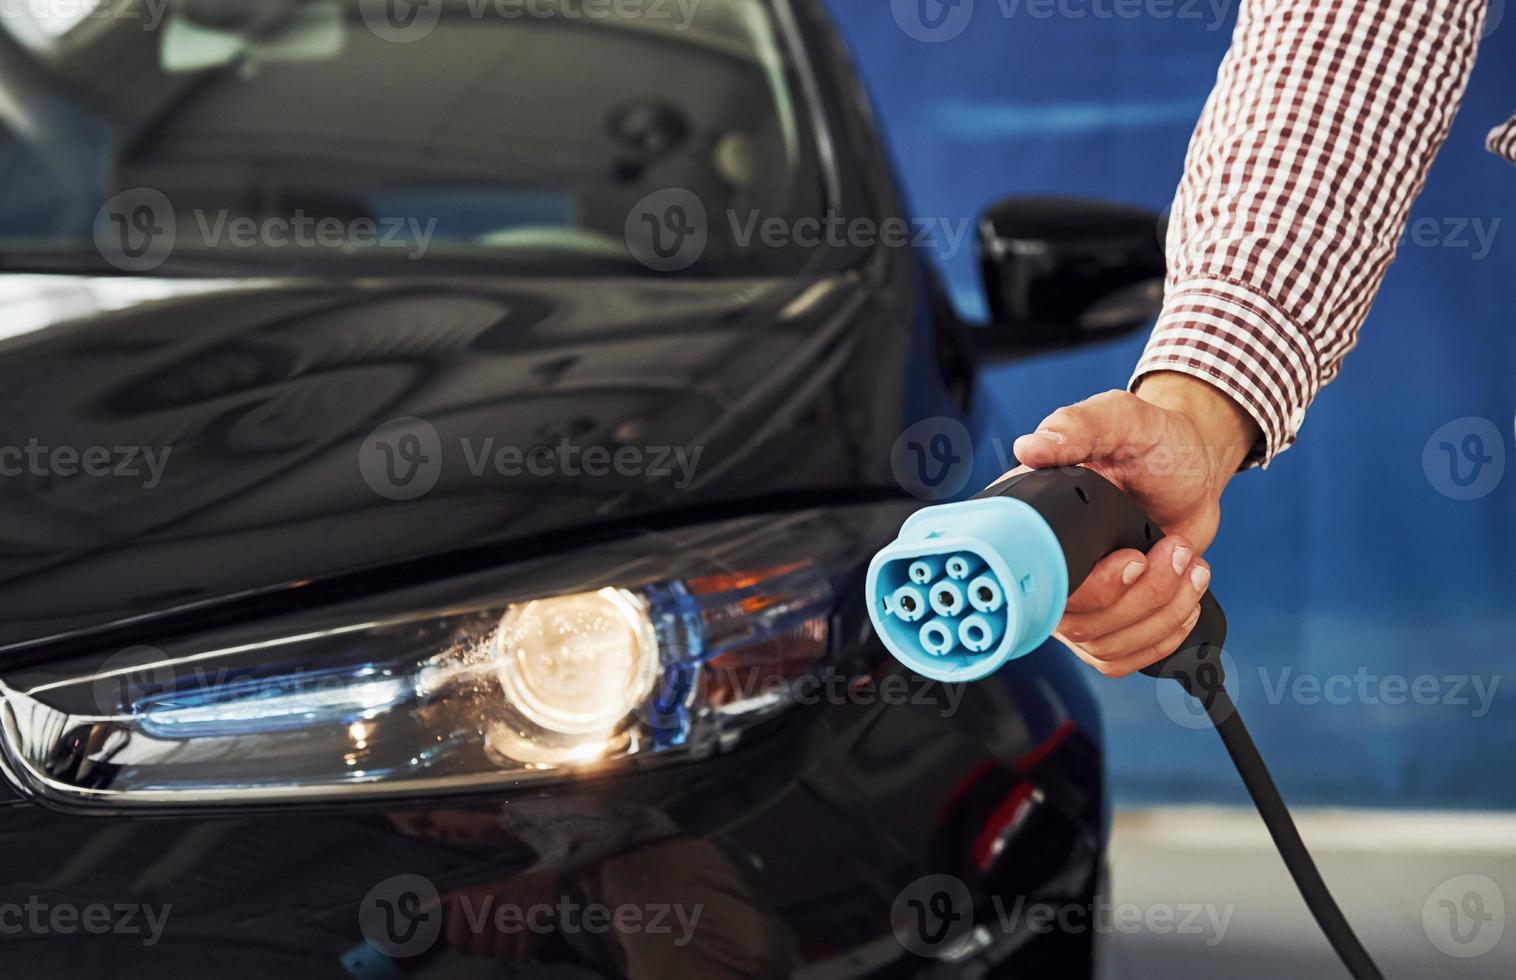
[0,271,904,650]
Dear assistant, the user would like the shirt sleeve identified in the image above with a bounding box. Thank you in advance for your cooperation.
[1488,111,1516,161]
[1132,0,1488,467]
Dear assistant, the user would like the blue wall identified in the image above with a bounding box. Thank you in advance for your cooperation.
[823,1,1516,809]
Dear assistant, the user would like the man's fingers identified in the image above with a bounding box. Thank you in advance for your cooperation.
[1057,536,1198,644]
[1062,604,1202,679]
[1131,605,1206,670]
[1012,431,1071,469]
[1078,560,1210,661]
[1064,549,1149,613]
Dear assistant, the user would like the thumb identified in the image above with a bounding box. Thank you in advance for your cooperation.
[1013,390,1151,469]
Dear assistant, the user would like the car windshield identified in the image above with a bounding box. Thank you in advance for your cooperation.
[0,0,826,276]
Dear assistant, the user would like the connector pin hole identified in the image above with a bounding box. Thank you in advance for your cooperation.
[967,575,1004,613]
[1075,486,1089,504]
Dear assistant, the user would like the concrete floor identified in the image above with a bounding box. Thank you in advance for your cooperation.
[1105,808,1515,979]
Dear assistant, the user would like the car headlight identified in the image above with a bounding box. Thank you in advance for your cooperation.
[494,589,660,744]
[0,508,900,810]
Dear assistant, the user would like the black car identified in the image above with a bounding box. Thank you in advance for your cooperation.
[0,1,1166,976]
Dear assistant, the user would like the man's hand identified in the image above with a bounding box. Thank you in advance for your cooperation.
[1011,372,1261,678]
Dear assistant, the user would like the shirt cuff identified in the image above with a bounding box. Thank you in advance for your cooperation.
[1129,279,1321,469]
[1487,116,1516,163]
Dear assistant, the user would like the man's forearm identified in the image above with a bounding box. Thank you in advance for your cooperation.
[1136,0,1487,466]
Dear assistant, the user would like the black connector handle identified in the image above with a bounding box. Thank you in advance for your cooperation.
[975,467,1227,698]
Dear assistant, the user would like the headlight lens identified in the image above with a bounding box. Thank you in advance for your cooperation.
[0,509,897,810]
[490,589,659,764]
[497,589,659,737]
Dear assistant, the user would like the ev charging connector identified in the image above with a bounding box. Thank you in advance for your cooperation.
[867,466,1385,980]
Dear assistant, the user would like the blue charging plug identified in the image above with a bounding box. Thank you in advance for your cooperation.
[866,496,1068,682]
[867,470,1387,980]
[870,467,1226,684]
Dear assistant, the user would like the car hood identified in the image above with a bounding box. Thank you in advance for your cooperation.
[0,270,909,651]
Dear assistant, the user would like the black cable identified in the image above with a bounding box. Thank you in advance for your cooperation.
[1202,686,1387,980]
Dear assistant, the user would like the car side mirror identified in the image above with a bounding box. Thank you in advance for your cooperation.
[974,196,1166,359]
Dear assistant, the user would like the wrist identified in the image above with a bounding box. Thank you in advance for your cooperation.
[1134,371,1262,486]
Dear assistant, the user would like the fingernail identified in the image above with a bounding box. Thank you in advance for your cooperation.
[1190,564,1211,592]
[1183,606,1202,630]
[1122,560,1146,586]
[1033,429,1065,444]
[1171,546,1192,575]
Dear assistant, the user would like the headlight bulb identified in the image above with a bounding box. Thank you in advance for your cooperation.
[490,588,660,766]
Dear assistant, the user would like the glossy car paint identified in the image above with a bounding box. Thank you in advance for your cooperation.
[0,2,1107,976]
